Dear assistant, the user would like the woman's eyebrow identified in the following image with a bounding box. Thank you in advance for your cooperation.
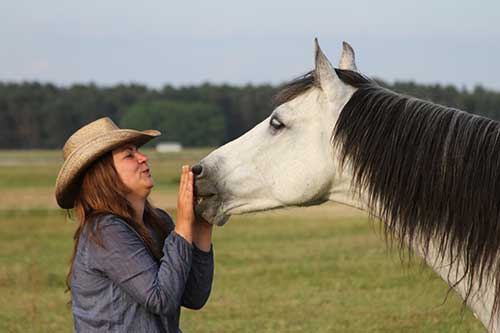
[123,145,137,153]
[118,147,134,156]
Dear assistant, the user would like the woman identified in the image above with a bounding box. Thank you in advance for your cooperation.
[55,117,214,332]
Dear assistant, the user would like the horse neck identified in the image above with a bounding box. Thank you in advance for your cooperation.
[328,166,497,331]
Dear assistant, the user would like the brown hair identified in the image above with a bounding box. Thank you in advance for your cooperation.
[66,152,170,291]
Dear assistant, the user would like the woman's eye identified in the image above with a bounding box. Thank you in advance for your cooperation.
[270,117,285,130]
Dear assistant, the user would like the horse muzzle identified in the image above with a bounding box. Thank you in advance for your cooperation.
[193,171,229,226]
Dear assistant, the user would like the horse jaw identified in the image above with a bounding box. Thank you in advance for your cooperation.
[195,40,357,225]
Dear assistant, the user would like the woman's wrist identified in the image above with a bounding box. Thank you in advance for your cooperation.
[193,239,212,252]
[196,217,213,229]
[174,225,193,244]
[193,220,212,251]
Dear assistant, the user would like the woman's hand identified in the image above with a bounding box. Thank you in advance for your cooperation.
[175,165,214,250]
[175,165,195,244]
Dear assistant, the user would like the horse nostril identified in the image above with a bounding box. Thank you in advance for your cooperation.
[191,164,203,176]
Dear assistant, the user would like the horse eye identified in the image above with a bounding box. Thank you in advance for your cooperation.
[270,116,285,130]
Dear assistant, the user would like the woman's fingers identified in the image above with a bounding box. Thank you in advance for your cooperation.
[179,165,186,193]
[181,166,191,196]
[175,165,195,243]
[187,171,194,193]
[183,166,188,192]
[179,165,194,203]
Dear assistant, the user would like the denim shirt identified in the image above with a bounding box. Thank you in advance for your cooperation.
[70,209,214,333]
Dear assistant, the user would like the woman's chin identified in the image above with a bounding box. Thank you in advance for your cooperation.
[139,182,154,199]
[144,178,155,189]
[145,184,154,195]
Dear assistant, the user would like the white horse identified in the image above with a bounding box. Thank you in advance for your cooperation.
[193,40,500,331]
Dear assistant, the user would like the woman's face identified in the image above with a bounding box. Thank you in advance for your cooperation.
[112,143,154,199]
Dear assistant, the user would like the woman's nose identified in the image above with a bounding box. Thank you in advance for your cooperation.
[137,152,149,163]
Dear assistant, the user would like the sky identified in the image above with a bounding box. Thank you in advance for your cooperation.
[1,0,500,90]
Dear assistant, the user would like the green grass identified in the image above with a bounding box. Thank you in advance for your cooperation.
[0,148,210,190]
[0,149,485,332]
[0,148,209,210]
[0,209,484,332]
[180,214,483,332]
[0,210,73,332]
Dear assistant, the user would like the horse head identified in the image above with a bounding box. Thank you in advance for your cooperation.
[194,40,358,226]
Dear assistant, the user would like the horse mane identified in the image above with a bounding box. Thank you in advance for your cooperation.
[334,69,500,319]
[274,68,500,320]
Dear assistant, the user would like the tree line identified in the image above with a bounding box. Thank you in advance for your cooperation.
[1,78,500,149]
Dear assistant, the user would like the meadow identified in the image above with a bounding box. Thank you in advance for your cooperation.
[0,149,484,332]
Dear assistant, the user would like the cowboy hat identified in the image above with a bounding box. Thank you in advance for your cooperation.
[55,117,160,209]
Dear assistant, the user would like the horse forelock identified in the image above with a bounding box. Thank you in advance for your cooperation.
[272,69,373,109]
[272,71,318,108]
[333,74,500,321]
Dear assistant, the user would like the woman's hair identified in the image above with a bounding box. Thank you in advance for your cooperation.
[66,151,170,291]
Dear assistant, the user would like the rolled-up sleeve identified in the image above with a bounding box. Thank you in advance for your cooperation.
[90,217,194,316]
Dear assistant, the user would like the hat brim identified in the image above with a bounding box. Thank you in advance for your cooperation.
[55,129,160,209]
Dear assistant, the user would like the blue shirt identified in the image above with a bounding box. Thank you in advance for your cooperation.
[70,210,214,332]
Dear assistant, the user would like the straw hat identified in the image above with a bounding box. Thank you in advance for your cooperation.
[55,117,161,209]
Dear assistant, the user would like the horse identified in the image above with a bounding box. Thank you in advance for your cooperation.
[193,40,500,331]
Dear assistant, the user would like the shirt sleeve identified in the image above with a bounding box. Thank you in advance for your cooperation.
[89,216,193,316]
[181,243,214,309]
[156,209,215,310]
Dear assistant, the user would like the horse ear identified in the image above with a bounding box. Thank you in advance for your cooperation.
[339,41,358,71]
[314,38,342,97]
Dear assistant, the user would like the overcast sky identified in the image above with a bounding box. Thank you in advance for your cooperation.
[1,0,499,89]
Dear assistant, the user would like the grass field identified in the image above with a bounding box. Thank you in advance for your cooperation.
[0,149,484,332]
